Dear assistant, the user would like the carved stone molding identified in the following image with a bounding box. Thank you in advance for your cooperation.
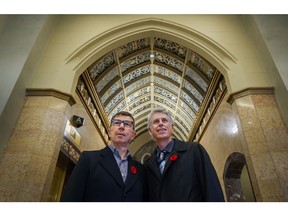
[26,88,76,106]
[226,87,274,105]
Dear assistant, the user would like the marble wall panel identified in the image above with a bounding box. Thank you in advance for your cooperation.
[232,93,288,201]
[279,179,288,201]
[251,153,278,180]
[202,90,288,201]
[0,95,70,201]
[0,181,20,201]
[200,93,243,197]
[242,128,269,155]
[263,128,288,151]
[253,95,288,152]
[257,178,285,201]
[17,182,44,201]
[270,151,288,179]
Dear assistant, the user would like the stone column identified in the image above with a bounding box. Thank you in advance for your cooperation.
[0,89,75,201]
[228,88,288,201]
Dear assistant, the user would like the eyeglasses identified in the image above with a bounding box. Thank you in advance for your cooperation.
[111,119,134,129]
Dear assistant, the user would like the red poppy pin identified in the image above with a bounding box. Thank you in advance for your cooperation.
[131,165,137,174]
[169,154,178,161]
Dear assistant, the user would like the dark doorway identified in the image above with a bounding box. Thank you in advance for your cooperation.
[48,151,75,202]
[223,152,256,202]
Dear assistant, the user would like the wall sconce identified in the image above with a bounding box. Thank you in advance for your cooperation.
[70,115,85,128]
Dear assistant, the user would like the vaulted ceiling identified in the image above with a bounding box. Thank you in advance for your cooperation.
[76,36,226,155]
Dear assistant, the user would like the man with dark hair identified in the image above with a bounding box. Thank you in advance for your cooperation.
[145,108,224,201]
[61,111,147,201]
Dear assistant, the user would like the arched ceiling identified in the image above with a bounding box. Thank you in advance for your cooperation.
[76,36,226,154]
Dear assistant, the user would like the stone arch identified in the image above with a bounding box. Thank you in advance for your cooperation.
[66,17,237,87]
[223,152,256,202]
[65,17,237,153]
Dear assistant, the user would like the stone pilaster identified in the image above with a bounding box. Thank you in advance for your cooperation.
[228,88,288,201]
[0,89,75,201]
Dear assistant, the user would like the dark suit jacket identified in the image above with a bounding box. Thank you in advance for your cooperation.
[145,139,224,202]
[61,146,147,202]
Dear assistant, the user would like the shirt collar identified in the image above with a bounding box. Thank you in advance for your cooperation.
[109,144,131,159]
[157,139,174,156]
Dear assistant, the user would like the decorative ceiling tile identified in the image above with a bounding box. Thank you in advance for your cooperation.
[155,51,184,72]
[178,100,197,120]
[175,116,190,134]
[123,65,150,84]
[88,52,115,81]
[154,37,187,59]
[105,91,124,113]
[154,86,178,103]
[155,65,181,84]
[108,100,126,121]
[135,110,150,122]
[120,52,150,72]
[127,87,151,103]
[136,118,148,128]
[133,103,152,115]
[185,66,208,92]
[129,95,151,111]
[176,108,194,127]
[136,124,148,133]
[181,91,199,112]
[101,80,121,104]
[173,126,187,140]
[190,51,215,80]
[125,77,151,95]
[183,79,204,103]
[154,76,179,94]
[154,96,176,110]
[96,67,118,93]
[117,38,150,59]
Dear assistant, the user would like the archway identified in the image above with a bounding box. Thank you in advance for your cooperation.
[223,152,256,202]
[68,18,235,155]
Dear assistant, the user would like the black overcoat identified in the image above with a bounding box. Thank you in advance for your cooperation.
[61,146,147,202]
[145,139,225,202]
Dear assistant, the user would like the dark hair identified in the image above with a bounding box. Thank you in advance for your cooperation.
[110,111,135,129]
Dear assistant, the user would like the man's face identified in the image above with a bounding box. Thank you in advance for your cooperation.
[108,115,136,146]
[149,112,174,142]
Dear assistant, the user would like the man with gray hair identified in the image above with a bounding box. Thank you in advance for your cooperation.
[145,107,224,201]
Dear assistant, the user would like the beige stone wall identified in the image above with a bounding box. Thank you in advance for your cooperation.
[233,93,288,201]
[0,89,106,201]
[29,15,269,94]
[200,93,243,200]
[201,90,288,201]
[0,15,56,156]
[68,92,107,152]
[0,96,70,201]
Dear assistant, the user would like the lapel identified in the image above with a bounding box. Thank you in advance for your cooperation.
[99,146,124,189]
[147,149,162,180]
[124,158,139,192]
[162,139,187,175]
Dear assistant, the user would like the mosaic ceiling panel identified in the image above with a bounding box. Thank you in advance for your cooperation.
[79,37,225,145]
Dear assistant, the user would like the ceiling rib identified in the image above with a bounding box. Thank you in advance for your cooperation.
[77,37,226,149]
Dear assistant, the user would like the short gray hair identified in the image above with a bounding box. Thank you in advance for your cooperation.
[147,108,174,129]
